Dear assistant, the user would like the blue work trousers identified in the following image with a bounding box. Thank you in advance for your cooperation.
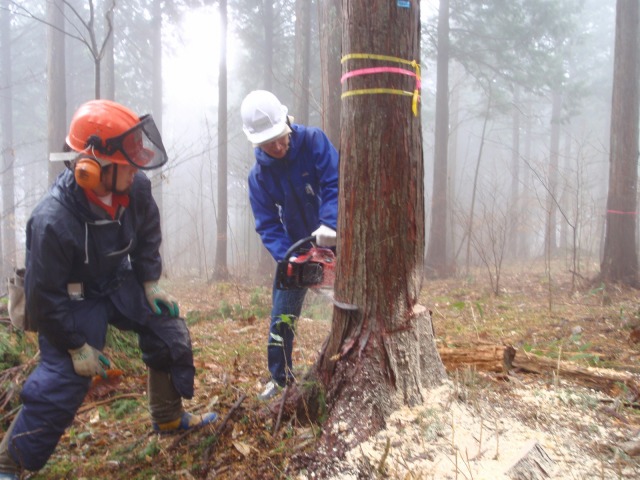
[268,281,307,387]
[6,274,194,472]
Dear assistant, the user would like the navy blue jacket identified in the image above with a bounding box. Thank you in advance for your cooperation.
[24,168,162,352]
[248,124,339,261]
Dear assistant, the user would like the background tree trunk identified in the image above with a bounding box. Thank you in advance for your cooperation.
[600,0,639,286]
[318,0,342,146]
[214,0,229,280]
[464,89,492,274]
[314,0,446,455]
[425,0,451,278]
[257,0,277,275]
[151,0,165,261]
[47,0,66,183]
[544,91,562,257]
[103,4,115,100]
[508,87,521,259]
[293,0,311,124]
[1,0,16,278]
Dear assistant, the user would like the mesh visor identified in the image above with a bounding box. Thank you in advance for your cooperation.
[105,114,168,170]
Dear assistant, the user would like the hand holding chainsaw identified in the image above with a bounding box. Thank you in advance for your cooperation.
[312,225,336,247]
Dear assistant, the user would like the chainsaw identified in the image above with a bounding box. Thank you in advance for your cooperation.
[275,235,336,290]
[275,236,358,311]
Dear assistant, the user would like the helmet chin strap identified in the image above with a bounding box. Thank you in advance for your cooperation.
[111,164,118,193]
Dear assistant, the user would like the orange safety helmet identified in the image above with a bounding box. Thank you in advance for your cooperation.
[66,99,167,170]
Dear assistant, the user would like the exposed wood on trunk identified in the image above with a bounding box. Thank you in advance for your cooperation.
[504,440,555,479]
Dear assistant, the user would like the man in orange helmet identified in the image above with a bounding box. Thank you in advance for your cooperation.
[0,100,217,479]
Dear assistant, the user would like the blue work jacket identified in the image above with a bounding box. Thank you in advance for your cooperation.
[248,124,339,261]
[24,168,163,352]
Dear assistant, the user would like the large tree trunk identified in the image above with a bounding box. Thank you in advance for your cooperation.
[600,0,639,286]
[214,0,229,280]
[425,0,451,278]
[47,0,66,183]
[0,0,16,279]
[312,0,446,457]
[318,0,342,146]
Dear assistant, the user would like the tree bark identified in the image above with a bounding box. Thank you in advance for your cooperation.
[312,0,446,456]
[600,0,639,287]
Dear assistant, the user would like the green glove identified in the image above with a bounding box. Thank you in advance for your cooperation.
[144,281,180,317]
[68,343,110,378]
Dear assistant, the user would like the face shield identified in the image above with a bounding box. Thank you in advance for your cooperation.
[104,114,168,170]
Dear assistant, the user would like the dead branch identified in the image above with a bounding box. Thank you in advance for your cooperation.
[77,393,144,414]
[274,385,289,435]
[200,393,248,472]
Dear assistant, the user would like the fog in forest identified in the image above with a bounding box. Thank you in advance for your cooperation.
[0,1,623,286]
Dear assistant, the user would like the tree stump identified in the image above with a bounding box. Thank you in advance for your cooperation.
[504,440,555,479]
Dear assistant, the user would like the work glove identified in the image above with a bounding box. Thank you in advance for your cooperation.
[144,281,180,317]
[312,225,337,247]
[68,343,110,378]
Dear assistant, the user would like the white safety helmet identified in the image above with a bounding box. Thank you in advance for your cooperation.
[241,90,292,146]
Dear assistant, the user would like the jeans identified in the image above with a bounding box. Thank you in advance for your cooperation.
[268,278,307,387]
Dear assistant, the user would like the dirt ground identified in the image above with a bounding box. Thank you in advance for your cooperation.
[3,264,640,479]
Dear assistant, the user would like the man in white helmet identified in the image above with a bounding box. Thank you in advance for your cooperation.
[241,90,339,400]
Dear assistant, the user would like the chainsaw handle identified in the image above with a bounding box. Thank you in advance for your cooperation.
[283,235,316,260]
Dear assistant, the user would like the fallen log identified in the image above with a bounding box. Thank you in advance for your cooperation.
[437,343,516,373]
[511,349,640,397]
[436,343,640,398]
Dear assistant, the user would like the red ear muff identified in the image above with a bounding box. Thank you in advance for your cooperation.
[74,157,102,190]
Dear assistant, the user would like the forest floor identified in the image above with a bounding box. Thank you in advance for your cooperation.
[2,260,640,479]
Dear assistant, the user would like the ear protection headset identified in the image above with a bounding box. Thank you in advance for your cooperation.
[73,135,110,190]
[74,156,103,190]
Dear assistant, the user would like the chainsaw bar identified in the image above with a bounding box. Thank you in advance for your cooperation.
[313,288,359,311]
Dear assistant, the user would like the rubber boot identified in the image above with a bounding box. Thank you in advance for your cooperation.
[148,367,183,426]
[148,368,218,433]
